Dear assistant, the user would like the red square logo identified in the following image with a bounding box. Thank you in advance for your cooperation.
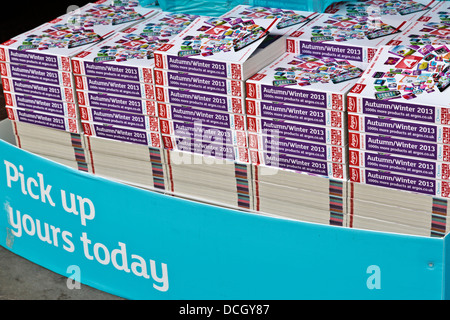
[350,167,361,183]
[155,86,165,102]
[430,29,450,38]
[205,25,230,36]
[0,48,6,61]
[248,12,270,18]
[350,84,366,94]
[349,150,360,166]
[396,55,422,69]
[298,61,323,70]
[246,83,257,99]
[0,63,8,77]
[246,100,256,116]
[347,96,357,112]
[348,114,359,131]
[333,20,357,28]
[123,40,146,48]
[349,132,360,149]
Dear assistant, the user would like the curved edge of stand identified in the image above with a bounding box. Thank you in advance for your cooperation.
[0,137,447,300]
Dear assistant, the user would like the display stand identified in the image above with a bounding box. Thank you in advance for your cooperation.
[0,119,449,300]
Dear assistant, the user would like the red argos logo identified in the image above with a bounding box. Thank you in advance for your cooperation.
[289,31,303,37]
[157,44,174,52]
[0,48,6,61]
[418,15,431,22]
[286,39,295,53]
[348,114,359,131]
[246,83,257,99]
[249,73,266,81]
[350,167,360,183]
[350,84,366,94]
[75,51,91,59]
[347,96,357,112]
[246,100,256,116]
[154,53,164,69]
[349,150,360,166]
[386,40,402,46]
[122,27,137,34]
[349,132,360,149]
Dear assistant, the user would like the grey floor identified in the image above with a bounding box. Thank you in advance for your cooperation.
[0,245,124,300]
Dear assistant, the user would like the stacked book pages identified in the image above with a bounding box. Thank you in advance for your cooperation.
[71,10,201,192]
[245,52,367,225]
[153,16,286,210]
[0,0,160,173]
[2,1,450,239]
[347,30,450,236]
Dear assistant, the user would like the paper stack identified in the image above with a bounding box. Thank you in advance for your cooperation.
[164,149,253,210]
[85,134,169,191]
[152,16,286,209]
[0,0,159,172]
[71,11,202,192]
[10,121,91,172]
[347,40,450,237]
[245,52,367,225]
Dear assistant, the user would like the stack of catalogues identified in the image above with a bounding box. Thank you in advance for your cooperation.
[71,11,201,191]
[152,16,285,209]
[347,37,450,236]
[0,0,159,173]
[245,52,367,225]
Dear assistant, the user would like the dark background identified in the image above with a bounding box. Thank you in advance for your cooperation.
[0,1,92,120]
[0,1,92,44]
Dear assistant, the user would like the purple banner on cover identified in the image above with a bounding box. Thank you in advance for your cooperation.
[8,49,59,70]
[171,121,235,145]
[15,95,65,116]
[90,108,146,130]
[362,98,435,123]
[261,135,328,160]
[365,134,437,160]
[170,106,231,129]
[86,92,145,114]
[167,55,227,78]
[260,85,327,108]
[364,117,437,142]
[259,101,326,124]
[16,109,66,131]
[12,79,62,100]
[9,64,61,85]
[86,77,142,98]
[260,118,326,143]
[364,169,436,195]
[167,72,227,95]
[262,152,329,176]
[84,62,140,82]
[93,124,148,145]
[167,89,229,112]
[299,40,363,62]
[173,137,237,161]
[364,152,436,178]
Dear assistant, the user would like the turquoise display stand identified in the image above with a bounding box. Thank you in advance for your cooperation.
[0,136,449,299]
[157,0,338,17]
